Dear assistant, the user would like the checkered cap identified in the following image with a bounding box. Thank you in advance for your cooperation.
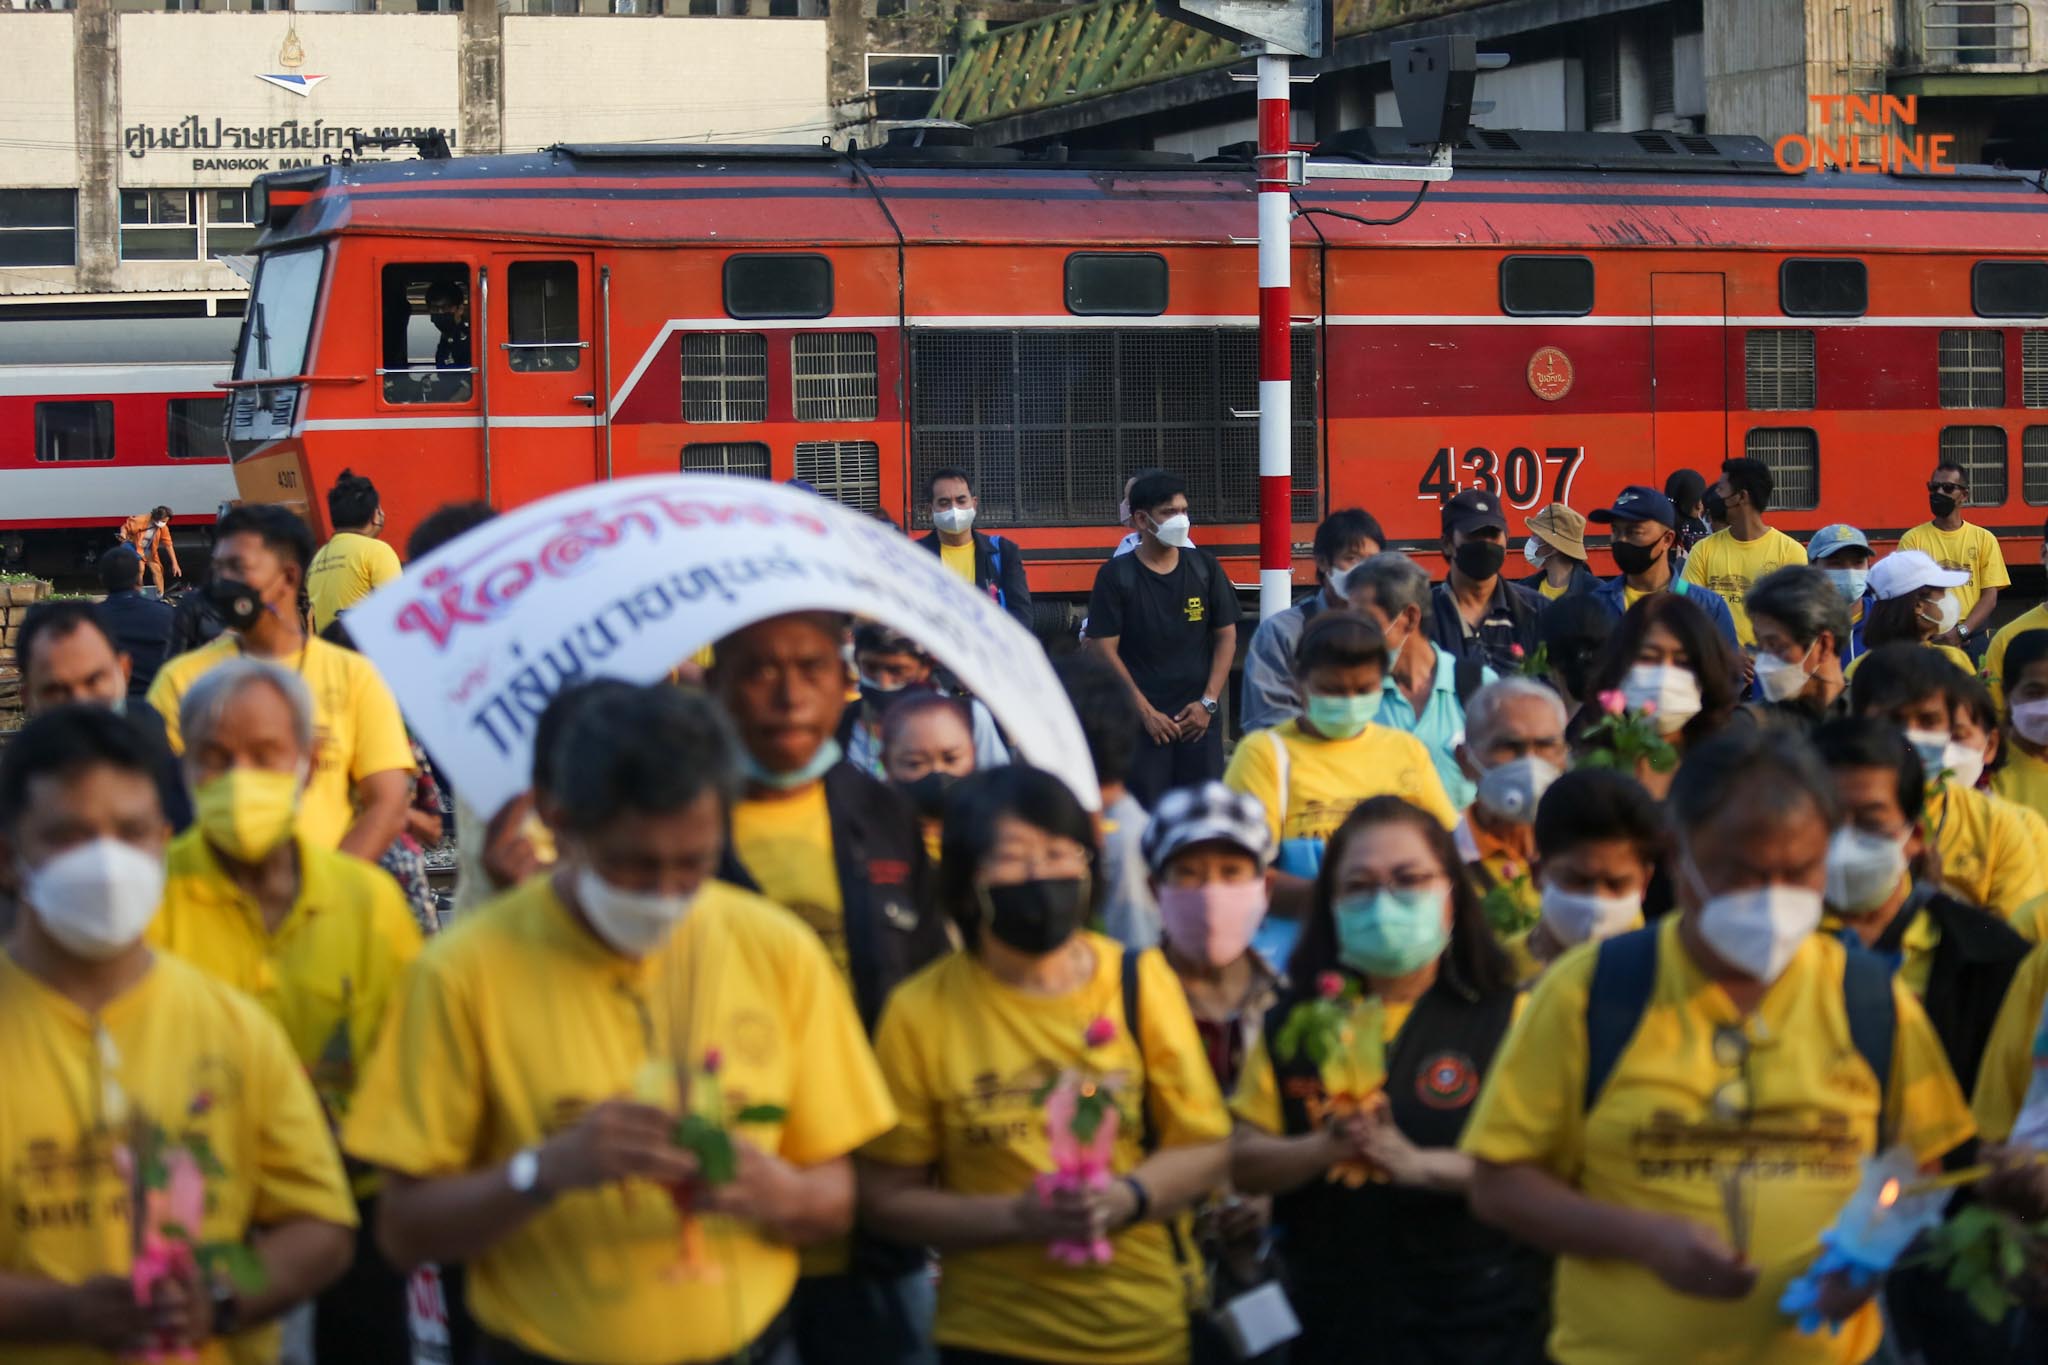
[1140,781,1273,872]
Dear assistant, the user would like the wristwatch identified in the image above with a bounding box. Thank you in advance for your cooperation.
[508,1146,547,1204]
[209,1279,241,1338]
[1199,697,1219,716]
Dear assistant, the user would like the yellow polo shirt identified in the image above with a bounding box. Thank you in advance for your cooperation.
[1899,520,2008,622]
[0,949,357,1365]
[1680,526,1809,646]
[866,936,1231,1364]
[306,530,403,634]
[343,875,894,1365]
[1984,604,2048,711]
[1461,917,1972,1365]
[940,539,977,586]
[150,829,422,1131]
[732,785,846,981]
[1971,939,2048,1142]
[148,635,416,850]
[1223,721,1457,855]
[1924,781,2048,933]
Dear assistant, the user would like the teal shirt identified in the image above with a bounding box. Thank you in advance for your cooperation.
[1376,646,1492,809]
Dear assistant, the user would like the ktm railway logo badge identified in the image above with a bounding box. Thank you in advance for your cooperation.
[1527,346,1573,401]
[257,74,329,97]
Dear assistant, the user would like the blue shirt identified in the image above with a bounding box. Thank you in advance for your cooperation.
[1376,646,1491,809]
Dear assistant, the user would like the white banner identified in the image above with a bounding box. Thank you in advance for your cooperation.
[346,475,1097,819]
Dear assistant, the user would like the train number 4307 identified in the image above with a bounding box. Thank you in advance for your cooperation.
[1419,446,1586,511]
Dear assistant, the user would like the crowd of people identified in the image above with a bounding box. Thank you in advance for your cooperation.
[8,455,2048,1365]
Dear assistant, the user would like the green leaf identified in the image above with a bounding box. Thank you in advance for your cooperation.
[196,1243,268,1295]
[1964,1272,2017,1324]
[1072,1102,1103,1145]
[734,1104,787,1125]
[160,1222,192,1243]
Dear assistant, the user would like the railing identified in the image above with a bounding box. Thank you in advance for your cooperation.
[1919,1,2032,66]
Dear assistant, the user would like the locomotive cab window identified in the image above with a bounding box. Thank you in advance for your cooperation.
[506,261,585,373]
[1781,259,1867,317]
[1975,261,2048,318]
[36,401,114,463]
[381,263,475,405]
[1500,256,1594,317]
[724,254,832,320]
[1065,253,1168,317]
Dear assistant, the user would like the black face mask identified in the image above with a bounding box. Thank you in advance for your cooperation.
[203,576,265,631]
[430,312,462,336]
[1453,540,1506,581]
[1703,491,1728,524]
[899,771,958,821]
[1929,492,1958,519]
[1611,538,1665,577]
[860,679,933,716]
[980,878,1090,955]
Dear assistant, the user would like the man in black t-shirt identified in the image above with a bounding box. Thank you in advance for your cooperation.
[1085,471,1241,807]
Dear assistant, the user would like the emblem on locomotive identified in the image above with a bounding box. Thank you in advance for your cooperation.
[1527,346,1574,401]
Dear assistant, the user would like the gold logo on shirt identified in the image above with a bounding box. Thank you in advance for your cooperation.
[1186,596,1205,623]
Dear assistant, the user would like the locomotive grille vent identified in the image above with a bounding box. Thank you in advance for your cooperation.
[1744,428,1820,510]
[907,327,1318,528]
[1940,426,2010,504]
[2023,330,2048,408]
[793,333,880,422]
[1940,330,2005,409]
[681,442,770,479]
[2023,427,2048,505]
[795,440,882,515]
[681,333,768,424]
[1745,330,1815,410]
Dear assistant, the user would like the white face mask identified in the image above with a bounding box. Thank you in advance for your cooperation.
[1684,854,1823,983]
[21,838,167,962]
[1147,512,1193,549]
[573,865,697,957]
[1475,755,1561,826]
[1823,567,1869,604]
[933,506,976,536]
[2012,698,2048,747]
[1921,593,1961,637]
[1538,881,1639,948]
[1945,742,1986,792]
[1622,664,1703,735]
[1753,643,1816,704]
[1825,825,1910,915]
[1522,535,1548,569]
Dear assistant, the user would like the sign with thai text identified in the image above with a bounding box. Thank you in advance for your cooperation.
[120,117,456,174]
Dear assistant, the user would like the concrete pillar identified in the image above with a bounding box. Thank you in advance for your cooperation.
[459,0,503,156]
[73,0,118,290]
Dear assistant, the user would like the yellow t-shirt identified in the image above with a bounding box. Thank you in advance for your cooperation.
[1222,721,1457,855]
[940,539,977,586]
[1994,745,2048,828]
[343,875,895,1365]
[1460,917,1973,1365]
[148,635,416,849]
[1822,906,1941,1000]
[1679,526,1809,646]
[1985,603,2048,711]
[1538,578,1569,602]
[1843,642,1977,683]
[733,785,846,981]
[306,531,403,633]
[151,830,422,1125]
[1899,520,2009,622]
[1924,781,2048,932]
[0,950,357,1365]
[1972,938,2048,1142]
[1230,993,1417,1133]
[866,936,1231,1364]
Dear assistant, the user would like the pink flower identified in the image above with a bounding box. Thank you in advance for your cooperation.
[188,1091,213,1117]
[1317,970,1345,1001]
[1509,644,1526,660]
[1639,699,1658,716]
[702,1047,723,1077]
[1083,1016,1116,1050]
[1499,861,1520,881]
[1597,689,1626,716]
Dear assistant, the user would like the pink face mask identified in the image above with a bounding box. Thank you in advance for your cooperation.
[1158,879,1269,966]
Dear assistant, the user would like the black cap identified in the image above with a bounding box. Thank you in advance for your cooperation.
[1442,489,1507,537]
[1586,485,1677,529]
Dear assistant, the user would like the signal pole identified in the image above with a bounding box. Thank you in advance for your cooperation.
[1256,52,1294,624]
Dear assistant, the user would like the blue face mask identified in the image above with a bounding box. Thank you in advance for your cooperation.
[1304,692,1376,741]
[738,738,843,791]
[1333,886,1450,978]
[1823,567,1869,605]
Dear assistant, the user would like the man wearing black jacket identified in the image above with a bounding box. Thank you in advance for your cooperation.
[709,611,949,1365]
[917,466,1033,633]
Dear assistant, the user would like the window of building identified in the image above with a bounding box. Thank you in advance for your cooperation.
[1744,428,1819,509]
[120,190,199,261]
[204,189,259,258]
[724,255,831,320]
[792,333,878,421]
[2023,426,2048,505]
[866,53,947,121]
[506,261,585,373]
[1648,10,1676,116]
[1974,261,2048,318]
[415,0,466,9]
[1745,330,1816,409]
[1780,259,1867,317]
[682,442,770,478]
[1499,256,1594,317]
[1585,25,1622,125]
[0,189,77,267]
[167,397,227,460]
[380,263,474,405]
[795,440,882,514]
[1939,329,2004,408]
[682,333,768,422]
[1066,253,1169,317]
[36,402,114,463]
[1941,426,2009,504]
[611,0,663,12]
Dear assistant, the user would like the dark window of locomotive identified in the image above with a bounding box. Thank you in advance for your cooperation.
[724,254,832,320]
[1500,256,1594,317]
[36,401,114,463]
[1974,261,2048,318]
[1781,259,1867,317]
[1065,254,1168,317]
[380,263,474,405]
[506,261,584,373]
[167,398,227,460]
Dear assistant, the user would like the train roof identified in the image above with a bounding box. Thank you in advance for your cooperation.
[0,316,242,368]
[252,129,2048,255]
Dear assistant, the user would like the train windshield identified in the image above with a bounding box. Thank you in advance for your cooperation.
[233,246,324,382]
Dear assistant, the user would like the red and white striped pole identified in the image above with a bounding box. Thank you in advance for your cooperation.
[1255,51,1293,622]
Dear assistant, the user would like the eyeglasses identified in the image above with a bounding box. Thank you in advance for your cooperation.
[1708,1025,1753,1125]
[1928,481,1965,495]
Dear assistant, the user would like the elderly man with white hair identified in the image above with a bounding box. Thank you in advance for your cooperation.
[1451,676,1570,925]
[146,657,423,1364]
